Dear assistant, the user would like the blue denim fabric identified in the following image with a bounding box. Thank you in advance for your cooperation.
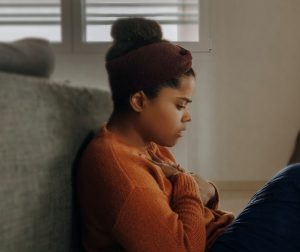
[210,163,300,252]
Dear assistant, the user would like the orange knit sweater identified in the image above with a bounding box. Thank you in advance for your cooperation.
[77,123,234,252]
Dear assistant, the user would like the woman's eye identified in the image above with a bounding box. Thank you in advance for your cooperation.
[176,105,186,110]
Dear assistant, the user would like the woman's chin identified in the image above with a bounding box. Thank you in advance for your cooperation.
[163,138,180,147]
[153,134,182,147]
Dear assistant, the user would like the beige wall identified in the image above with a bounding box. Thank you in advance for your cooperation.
[53,0,300,183]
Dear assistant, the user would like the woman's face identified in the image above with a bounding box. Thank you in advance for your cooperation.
[138,75,196,147]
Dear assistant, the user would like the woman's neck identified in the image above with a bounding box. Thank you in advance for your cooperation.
[106,112,150,149]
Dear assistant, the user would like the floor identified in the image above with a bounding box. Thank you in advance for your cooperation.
[218,190,256,216]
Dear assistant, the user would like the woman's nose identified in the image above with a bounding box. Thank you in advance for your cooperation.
[182,110,192,122]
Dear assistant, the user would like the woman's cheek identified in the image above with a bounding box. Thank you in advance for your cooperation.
[166,108,183,129]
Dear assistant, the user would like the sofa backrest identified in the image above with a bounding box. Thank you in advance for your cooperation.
[0,72,113,252]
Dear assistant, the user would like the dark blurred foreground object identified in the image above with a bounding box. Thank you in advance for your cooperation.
[210,162,300,252]
[0,71,113,251]
[0,37,55,78]
[288,131,300,165]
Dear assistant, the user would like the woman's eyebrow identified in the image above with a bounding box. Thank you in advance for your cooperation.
[176,97,192,103]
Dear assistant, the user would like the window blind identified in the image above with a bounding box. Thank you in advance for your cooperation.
[0,0,62,42]
[83,0,199,42]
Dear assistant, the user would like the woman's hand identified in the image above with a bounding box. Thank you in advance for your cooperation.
[189,172,217,207]
[146,150,216,206]
[146,150,181,178]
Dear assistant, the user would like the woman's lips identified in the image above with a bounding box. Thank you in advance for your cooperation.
[176,130,185,137]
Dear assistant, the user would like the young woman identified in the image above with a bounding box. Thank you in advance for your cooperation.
[77,18,300,252]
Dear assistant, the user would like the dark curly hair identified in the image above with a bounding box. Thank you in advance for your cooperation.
[106,17,196,114]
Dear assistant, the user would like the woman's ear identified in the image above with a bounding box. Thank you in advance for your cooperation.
[129,91,147,112]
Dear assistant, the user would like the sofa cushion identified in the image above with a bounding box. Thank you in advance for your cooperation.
[0,72,113,252]
[0,38,55,78]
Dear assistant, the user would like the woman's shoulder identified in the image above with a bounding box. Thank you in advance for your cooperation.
[78,132,139,169]
[78,134,164,188]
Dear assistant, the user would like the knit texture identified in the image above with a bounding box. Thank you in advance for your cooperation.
[77,123,234,252]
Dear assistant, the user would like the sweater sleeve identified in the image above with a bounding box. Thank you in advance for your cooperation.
[112,172,207,252]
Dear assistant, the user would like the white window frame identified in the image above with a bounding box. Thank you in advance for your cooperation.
[49,0,211,53]
[45,0,72,53]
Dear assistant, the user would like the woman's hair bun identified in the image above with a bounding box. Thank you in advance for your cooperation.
[111,17,163,43]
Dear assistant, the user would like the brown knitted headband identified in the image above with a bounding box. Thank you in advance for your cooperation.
[105,40,192,93]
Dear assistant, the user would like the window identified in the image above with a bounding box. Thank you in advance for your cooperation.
[0,0,62,42]
[83,0,199,42]
[0,0,211,53]
[74,0,211,52]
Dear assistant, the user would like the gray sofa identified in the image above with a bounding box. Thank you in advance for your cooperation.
[0,71,113,251]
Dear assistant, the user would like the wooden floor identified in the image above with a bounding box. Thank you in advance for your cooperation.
[218,190,256,215]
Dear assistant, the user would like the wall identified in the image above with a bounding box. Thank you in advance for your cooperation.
[53,0,300,185]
